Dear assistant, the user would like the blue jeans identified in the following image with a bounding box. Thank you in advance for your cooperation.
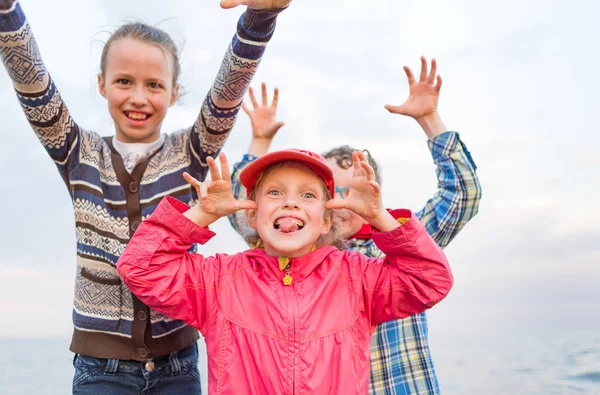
[72,343,201,394]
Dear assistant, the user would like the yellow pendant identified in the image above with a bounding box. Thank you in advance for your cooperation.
[282,274,293,286]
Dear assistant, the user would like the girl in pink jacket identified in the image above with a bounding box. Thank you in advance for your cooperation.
[117,149,453,395]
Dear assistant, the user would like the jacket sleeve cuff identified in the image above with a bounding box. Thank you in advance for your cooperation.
[154,196,216,245]
[428,131,478,170]
[371,209,422,252]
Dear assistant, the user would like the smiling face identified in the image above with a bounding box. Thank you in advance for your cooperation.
[246,162,333,258]
[97,38,179,143]
[326,157,366,239]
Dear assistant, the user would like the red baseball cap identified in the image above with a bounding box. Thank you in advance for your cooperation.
[240,149,335,197]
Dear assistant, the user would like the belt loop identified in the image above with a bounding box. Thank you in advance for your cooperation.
[104,358,119,376]
[169,350,181,376]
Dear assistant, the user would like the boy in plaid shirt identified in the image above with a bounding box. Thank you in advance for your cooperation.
[228,57,482,395]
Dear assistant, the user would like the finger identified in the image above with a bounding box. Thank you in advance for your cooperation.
[355,151,367,163]
[404,65,416,86]
[235,199,258,211]
[352,151,363,177]
[241,102,251,116]
[419,56,427,82]
[435,75,443,92]
[271,87,279,108]
[325,198,349,210]
[219,152,231,182]
[368,180,381,196]
[183,172,201,188]
[261,82,268,107]
[199,181,209,200]
[248,86,259,109]
[427,58,437,84]
[220,0,251,9]
[207,156,221,181]
[384,104,405,115]
[360,161,376,182]
[266,121,285,136]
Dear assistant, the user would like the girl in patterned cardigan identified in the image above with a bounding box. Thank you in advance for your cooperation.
[0,0,290,393]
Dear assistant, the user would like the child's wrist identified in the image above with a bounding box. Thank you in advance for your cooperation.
[248,137,273,157]
[368,210,401,232]
[183,209,220,228]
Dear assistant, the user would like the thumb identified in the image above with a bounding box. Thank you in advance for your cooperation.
[235,199,258,211]
[384,104,406,115]
[325,198,348,210]
[266,121,285,137]
[220,0,251,9]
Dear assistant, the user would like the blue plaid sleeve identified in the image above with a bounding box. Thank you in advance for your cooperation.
[369,131,481,395]
[415,131,482,249]
[227,155,258,240]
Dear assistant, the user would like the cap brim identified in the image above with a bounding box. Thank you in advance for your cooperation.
[240,151,334,197]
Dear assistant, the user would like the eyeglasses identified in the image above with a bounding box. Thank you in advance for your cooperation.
[335,186,350,199]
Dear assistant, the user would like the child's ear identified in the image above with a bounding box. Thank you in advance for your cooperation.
[245,209,258,229]
[321,210,333,235]
[169,84,180,107]
[97,74,107,99]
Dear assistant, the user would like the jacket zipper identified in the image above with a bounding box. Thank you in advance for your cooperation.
[284,262,296,394]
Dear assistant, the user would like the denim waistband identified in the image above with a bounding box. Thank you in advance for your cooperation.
[74,343,199,375]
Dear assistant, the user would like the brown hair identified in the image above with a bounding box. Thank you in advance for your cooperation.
[100,22,181,86]
[239,162,343,249]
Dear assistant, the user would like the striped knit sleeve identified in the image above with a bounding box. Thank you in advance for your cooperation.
[189,8,284,179]
[415,131,482,249]
[0,1,81,182]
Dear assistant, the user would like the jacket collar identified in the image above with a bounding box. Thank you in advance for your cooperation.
[244,245,339,284]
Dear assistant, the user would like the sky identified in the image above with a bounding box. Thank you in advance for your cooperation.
[0,0,598,344]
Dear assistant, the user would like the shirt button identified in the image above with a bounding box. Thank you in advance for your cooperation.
[130,220,141,232]
[137,348,149,358]
[128,182,139,193]
[137,310,148,322]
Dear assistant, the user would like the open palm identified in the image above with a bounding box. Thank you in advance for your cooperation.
[385,56,442,120]
[242,83,285,139]
[325,152,383,222]
[184,154,256,219]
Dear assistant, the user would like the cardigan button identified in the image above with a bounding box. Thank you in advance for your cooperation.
[137,348,149,358]
[128,182,139,193]
[137,310,148,322]
[130,220,141,232]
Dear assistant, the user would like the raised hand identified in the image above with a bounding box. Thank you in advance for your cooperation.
[385,56,442,120]
[220,0,291,10]
[183,153,257,226]
[325,152,384,224]
[243,83,285,141]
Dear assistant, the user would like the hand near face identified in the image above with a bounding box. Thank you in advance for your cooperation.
[325,151,383,224]
[183,153,257,227]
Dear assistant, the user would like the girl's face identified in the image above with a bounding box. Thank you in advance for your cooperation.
[98,38,179,143]
[247,163,333,258]
[326,157,366,239]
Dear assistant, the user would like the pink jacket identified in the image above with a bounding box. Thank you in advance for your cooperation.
[117,197,453,395]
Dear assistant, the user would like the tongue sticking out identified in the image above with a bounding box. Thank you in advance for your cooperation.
[278,218,301,233]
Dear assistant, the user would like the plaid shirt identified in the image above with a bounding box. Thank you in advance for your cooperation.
[228,131,481,395]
